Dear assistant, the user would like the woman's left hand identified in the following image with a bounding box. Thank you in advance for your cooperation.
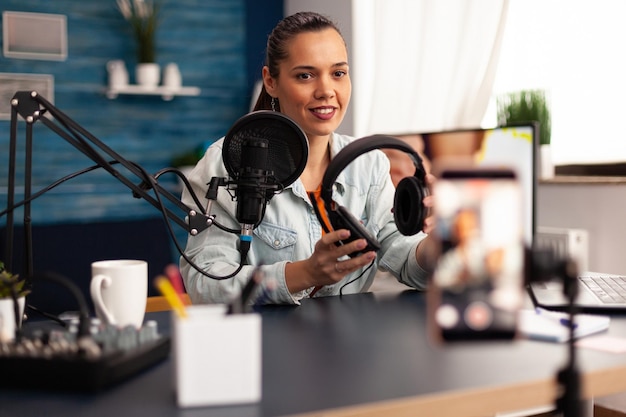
[421,173,437,235]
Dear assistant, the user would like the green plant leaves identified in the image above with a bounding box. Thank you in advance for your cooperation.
[0,261,31,299]
[497,89,551,146]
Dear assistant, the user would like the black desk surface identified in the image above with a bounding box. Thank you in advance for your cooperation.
[4,290,626,417]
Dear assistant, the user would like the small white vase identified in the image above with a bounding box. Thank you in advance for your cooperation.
[0,296,25,343]
[163,62,182,89]
[107,60,129,89]
[136,63,160,88]
[539,144,555,179]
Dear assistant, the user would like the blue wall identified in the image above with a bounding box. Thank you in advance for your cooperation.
[0,0,282,227]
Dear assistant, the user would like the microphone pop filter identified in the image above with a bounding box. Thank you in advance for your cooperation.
[223,111,308,188]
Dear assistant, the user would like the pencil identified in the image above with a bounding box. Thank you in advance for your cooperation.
[155,275,188,318]
[164,264,186,297]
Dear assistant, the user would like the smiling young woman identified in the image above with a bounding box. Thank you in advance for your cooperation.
[179,11,437,306]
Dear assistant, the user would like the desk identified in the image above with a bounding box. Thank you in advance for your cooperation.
[3,290,626,417]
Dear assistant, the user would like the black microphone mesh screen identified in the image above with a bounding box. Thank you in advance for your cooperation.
[240,139,269,172]
[223,111,308,187]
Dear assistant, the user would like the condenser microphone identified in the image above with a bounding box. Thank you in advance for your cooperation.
[235,137,278,239]
[222,110,309,251]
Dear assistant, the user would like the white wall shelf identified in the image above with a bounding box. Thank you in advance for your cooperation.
[105,85,201,101]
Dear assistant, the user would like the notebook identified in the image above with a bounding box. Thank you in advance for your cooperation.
[518,307,610,342]
[528,272,626,314]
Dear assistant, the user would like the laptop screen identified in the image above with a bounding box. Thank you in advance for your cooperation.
[394,124,537,247]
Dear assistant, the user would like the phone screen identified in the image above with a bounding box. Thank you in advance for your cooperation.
[428,167,525,342]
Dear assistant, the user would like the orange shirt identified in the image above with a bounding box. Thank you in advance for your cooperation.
[308,185,331,297]
[308,185,332,234]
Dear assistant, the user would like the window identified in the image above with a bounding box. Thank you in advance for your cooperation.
[484,0,626,166]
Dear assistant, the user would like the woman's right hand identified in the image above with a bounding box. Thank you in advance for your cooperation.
[285,229,376,293]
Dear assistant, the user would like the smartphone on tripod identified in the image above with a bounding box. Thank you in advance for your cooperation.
[428,166,525,343]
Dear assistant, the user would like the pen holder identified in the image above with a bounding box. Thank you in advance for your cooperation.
[172,304,262,408]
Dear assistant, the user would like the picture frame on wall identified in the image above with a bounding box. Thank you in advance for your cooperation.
[0,73,54,120]
[2,11,67,61]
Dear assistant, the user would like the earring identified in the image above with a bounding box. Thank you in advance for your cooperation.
[271,97,277,112]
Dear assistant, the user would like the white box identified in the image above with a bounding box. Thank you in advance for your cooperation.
[536,226,589,273]
[172,304,262,408]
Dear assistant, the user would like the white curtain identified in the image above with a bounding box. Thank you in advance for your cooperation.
[352,0,509,137]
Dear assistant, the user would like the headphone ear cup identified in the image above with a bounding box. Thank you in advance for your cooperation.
[394,176,428,236]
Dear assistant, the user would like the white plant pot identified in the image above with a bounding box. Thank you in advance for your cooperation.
[136,63,160,88]
[539,144,555,179]
[0,296,25,343]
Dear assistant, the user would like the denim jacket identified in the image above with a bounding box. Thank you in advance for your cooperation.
[180,132,428,305]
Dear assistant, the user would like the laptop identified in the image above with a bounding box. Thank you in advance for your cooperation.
[529,271,626,314]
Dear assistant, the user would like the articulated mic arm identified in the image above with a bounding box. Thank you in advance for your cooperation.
[3,91,219,278]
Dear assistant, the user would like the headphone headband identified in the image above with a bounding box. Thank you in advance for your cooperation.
[315,134,429,257]
[321,135,424,203]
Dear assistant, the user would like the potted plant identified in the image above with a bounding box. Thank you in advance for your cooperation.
[0,261,30,342]
[172,149,203,169]
[497,89,553,178]
[117,0,162,87]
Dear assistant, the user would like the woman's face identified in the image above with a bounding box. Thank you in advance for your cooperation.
[264,28,351,143]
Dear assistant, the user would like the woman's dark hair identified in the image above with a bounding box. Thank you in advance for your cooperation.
[253,11,344,112]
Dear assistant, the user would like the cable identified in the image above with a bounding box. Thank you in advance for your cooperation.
[138,167,241,235]
[0,162,120,218]
[27,271,91,337]
[340,260,375,296]
[133,163,249,280]
[152,167,206,215]
[25,304,68,327]
[1,158,248,281]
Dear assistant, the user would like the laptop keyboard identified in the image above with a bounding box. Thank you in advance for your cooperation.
[580,275,626,303]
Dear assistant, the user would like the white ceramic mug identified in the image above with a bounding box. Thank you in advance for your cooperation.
[90,260,147,328]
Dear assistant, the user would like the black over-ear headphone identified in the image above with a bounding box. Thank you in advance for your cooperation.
[314,135,429,257]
